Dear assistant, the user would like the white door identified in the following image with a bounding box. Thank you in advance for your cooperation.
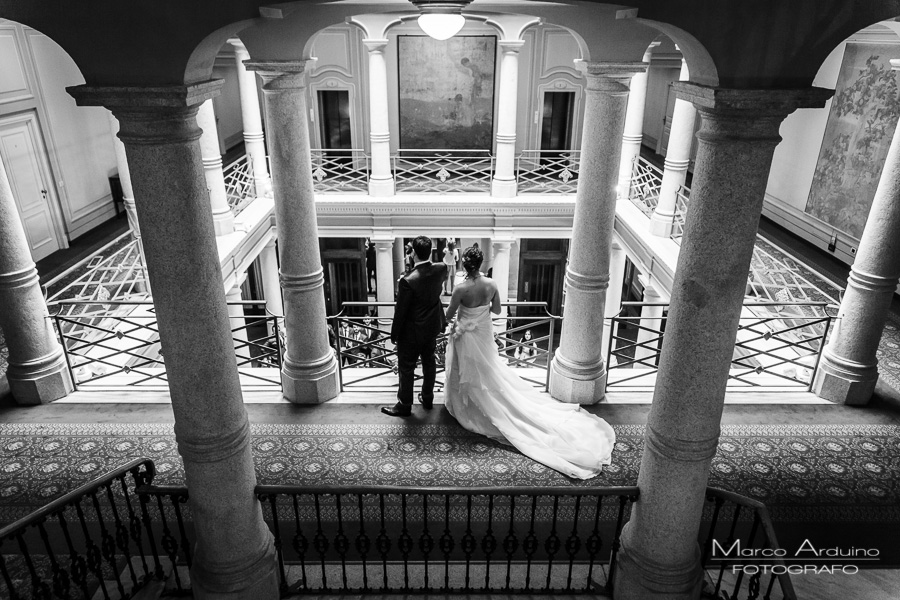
[0,115,63,262]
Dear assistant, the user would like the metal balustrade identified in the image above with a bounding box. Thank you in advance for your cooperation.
[393,150,494,194]
[223,153,257,215]
[50,301,282,389]
[606,301,834,390]
[310,150,370,193]
[516,151,580,195]
[627,156,663,216]
[332,301,560,393]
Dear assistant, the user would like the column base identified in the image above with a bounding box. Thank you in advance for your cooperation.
[648,211,677,237]
[7,349,74,405]
[281,351,340,403]
[368,177,395,197]
[811,350,878,406]
[192,531,280,600]
[212,210,236,236]
[491,178,517,198]
[613,528,704,600]
[548,352,606,405]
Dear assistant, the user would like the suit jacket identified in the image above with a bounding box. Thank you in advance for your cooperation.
[391,261,448,344]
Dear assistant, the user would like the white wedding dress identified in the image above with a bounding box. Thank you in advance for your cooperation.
[444,304,616,479]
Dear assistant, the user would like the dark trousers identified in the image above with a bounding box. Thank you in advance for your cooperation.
[396,337,437,405]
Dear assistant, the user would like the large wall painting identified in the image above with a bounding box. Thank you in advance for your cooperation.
[398,35,496,150]
[805,43,900,239]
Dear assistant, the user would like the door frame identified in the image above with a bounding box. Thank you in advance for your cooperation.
[0,110,68,254]
[516,239,568,316]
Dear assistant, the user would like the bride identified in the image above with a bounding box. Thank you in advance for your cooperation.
[443,246,616,480]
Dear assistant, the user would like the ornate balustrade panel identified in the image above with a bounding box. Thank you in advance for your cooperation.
[627,156,663,216]
[393,150,493,194]
[700,488,798,600]
[224,153,257,215]
[606,301,834,390]
[0,459,193,600]
[257,485,638,595]
[516,151,580,195]
[51,301,282,389]
[333,302,560,393]
[670,185,690,241]
[310,150,370,194]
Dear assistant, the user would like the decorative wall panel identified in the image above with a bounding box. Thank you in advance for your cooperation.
[0,27,33,105]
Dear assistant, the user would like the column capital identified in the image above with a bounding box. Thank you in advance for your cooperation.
[363,38,390,53]
[245,60,311,90]
[577,60,647,91]
[228,37,248,52]
[672,83,833,117]
[67,80,223,111]
[498,39,526,53]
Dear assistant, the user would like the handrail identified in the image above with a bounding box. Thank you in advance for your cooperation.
[0,458,155,540]
[256,484,640,498]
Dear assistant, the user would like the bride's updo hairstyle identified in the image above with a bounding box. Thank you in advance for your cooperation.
[461,246,484,275]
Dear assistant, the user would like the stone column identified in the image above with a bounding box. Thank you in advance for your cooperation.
[613,85,832,600]
[230,39,272,198]
[492,40,525,198]
[649,58,696,237]
[258,237,284,317]
[197,99,235,235]
[601,237,627,360]
[491,238,513,331]
[0,153,73,404]
[634,275,665,366]
[549,62,646,404]
[812,60,900,406]
[108,113,149,293]
[68,82,279,599]
[374,237,395,322]
[246,61,340,403]
[226,274,249,356]
[618,43,657,199]
[363,39,395,196]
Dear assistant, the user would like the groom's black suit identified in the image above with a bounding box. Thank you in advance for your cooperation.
[391,261,448,407]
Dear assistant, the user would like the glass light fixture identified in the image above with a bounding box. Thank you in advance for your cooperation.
[417,13,466,40]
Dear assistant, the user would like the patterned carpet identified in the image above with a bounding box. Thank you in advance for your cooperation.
[1,422,898,525]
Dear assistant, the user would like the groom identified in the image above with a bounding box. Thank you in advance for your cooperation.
[382,236,448,417]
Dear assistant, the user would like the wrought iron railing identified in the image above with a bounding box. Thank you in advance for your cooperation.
[0,459,192,600]
[606,301,834,390]
[50,301,282,389]
[256,484,638,595]
[393,150,493,194]
[332,301,560,393]
[224,153,257,215]
[700,488,797,600]
[670,184,690,240]
[311,150,370,193]
[516,151,580,195]
[627,156,663,216]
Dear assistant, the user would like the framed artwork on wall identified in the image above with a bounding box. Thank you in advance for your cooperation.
[397,35,496,150]
[805,43,900,238]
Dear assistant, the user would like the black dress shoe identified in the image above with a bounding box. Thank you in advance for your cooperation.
[418,392,433,410]
[381,403,412,417]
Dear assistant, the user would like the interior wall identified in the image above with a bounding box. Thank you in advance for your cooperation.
[764,23,900,266]
[0,20,117,241]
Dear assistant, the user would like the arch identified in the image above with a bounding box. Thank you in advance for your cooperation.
[185,18,262,85]
[636,19,718,86]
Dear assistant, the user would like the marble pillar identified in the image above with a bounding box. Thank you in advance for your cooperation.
[618,44,657,199]
[374,237,395,322]
[246,61,339,404]
[108,113,149,293]
[601,237,627,360]
[613,85,832,600]
[230,39,272,198]
[0,153,74,404]
[812,60,900,406]
[492,40,525,198]
[392,236,404,291]
[258,237,284,318]
[197,99,235,235]
[491,238,513,331]
[549,62,646,404]
[363,40,395,196]
[650,58,696,237]
[634,276,665,366]
[68,82,279,599]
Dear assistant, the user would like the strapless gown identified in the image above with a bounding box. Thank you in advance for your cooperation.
[444,304,616,479]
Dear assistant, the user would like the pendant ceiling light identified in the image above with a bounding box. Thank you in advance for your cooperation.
[411,0,473,41]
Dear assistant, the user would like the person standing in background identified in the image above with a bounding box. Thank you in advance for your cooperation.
[442,238,459,296]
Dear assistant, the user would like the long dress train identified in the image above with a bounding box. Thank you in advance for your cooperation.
[444,304,616,479]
